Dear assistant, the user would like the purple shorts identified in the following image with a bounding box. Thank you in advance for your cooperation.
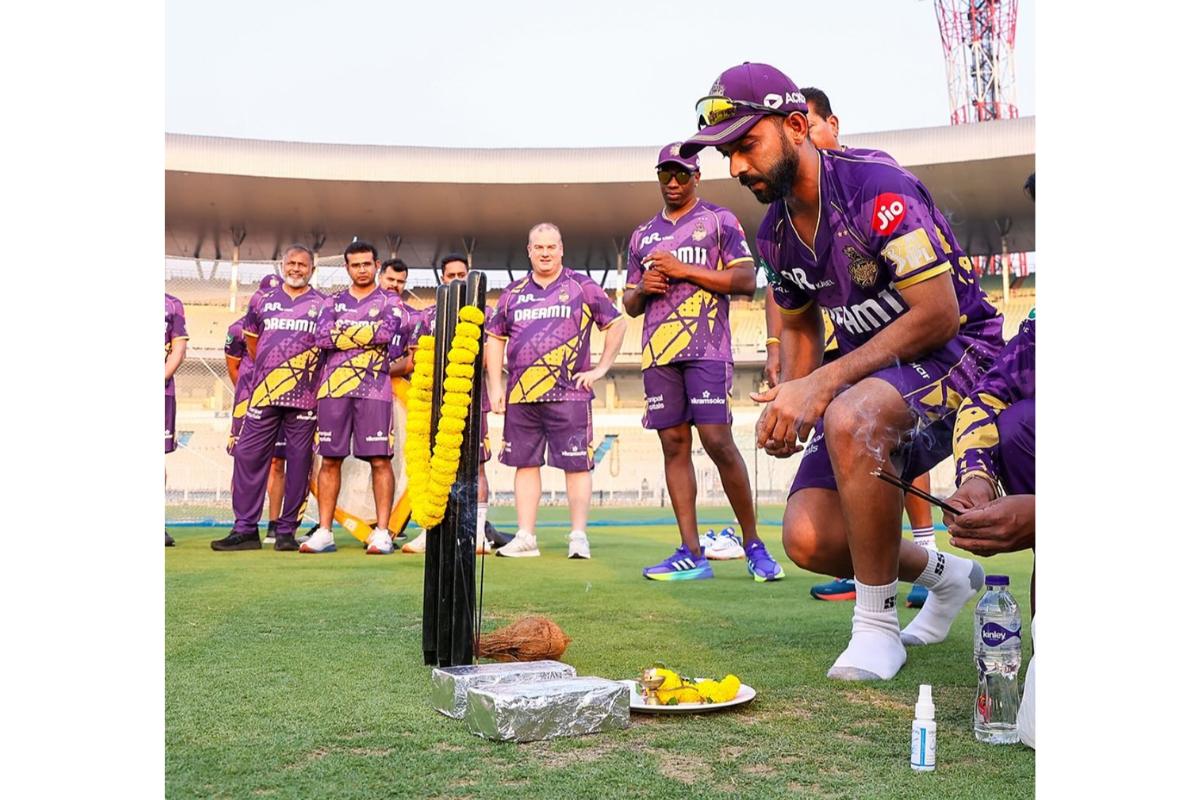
[317,397,394,460]
[642,361,733,430]
[500,401,593,472]
[165,394,177,454]
[996,398,1035,495]
[790,336,998,495]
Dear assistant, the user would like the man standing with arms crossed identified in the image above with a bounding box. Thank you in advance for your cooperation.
[681,63,1003,679]
[485,224,627,558]
[165,292,188,547]
[212,245,324,551]
[304,241,413,555]
[625,142,784,582]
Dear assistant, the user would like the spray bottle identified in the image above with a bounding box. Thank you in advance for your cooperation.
[910,684,937,771]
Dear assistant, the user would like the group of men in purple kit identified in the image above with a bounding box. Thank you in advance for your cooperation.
[166,60,1036,685]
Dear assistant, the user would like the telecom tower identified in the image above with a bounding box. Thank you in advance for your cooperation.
[934,0,1027,283]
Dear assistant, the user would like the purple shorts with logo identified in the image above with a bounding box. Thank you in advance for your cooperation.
[500,401,593,472]
[317,397,394,460]
[229,412,287,459]
[165,395,177,454]
[790,336,998,495]
[642,361,733,430]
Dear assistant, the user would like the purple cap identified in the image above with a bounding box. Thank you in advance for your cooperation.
[984,575,1010,586]
[655,141,699,172]
[680,62,807,158]
[258,274,281,290]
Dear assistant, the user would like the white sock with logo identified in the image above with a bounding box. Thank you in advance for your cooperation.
[901,550,985,646]
[911,526,937,551]
[828,580,907,681]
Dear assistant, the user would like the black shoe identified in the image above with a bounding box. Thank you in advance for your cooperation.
[485,521,513,547]
[267,520,279,535]
[165,530,175,547]
[210,531,262,551]
[274,533,299,552]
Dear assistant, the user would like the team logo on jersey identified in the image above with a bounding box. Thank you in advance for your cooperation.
[558,291,570,303]
[881,229,938,277]
[844,246,879,288]
[691,224,707,242]
[872,193,907,235]
[369,306,380,317]
[307,306,318,317]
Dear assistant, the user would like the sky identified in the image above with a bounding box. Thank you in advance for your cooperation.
[166,0,1035,148]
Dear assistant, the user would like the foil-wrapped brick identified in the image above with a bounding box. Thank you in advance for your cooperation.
[431,660,576,719]
[464,676,630,742]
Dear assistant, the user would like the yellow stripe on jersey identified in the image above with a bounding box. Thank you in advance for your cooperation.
[317,349,386,399]
[333,322,380,350]
[893,261,951,290]
[251,348,321,407]
[642,288,719,367]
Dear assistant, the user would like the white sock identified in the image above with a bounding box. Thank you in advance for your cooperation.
[901,551,985,646]
[828,580,907,681]
[911,526,937,551]
[476,504,488,544]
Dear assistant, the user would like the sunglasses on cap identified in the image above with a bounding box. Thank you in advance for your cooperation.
[656,168,695,185]
[695,95,791,128]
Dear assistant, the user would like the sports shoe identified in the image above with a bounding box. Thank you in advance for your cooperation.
[210,531,262,552]
[496,530,540,558]
[905,583,929,608]
[401,531,427,554]
[476,530,492,555]
[484,521,513,547]
[706,527,746,560]
[165,530,175,547]
[274,533,299,552]
[745,540,785,582]
[567,530,591,559]
[264,520,277,545]
[698,529,717,554]
[643,545,712,581]
[366,528,394,555]
[811,577,856,601]
[299,527,337,553]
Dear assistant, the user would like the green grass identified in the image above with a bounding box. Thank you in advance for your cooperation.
[167,506,1034,799]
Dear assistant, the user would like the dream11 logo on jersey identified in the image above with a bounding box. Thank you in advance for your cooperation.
[872,193,906,236]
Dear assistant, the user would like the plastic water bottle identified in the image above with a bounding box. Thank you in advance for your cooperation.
[973,574,1022,744]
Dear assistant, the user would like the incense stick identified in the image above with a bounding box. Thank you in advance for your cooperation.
[870,468,962,516]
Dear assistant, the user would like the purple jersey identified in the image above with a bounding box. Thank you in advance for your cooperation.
[415,302,493,411]
[164,293,188,397]
[386,301,422,364]
[486,268,621,403]
[316,286,411,402]
[243,286,326,410]
[226,316,254,419]
[626,199,753,368]
[953,317,1035,486]
[760,148,1002,356]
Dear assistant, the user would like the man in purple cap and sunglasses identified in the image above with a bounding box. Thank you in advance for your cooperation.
[624,142,784,583]
[682,63,1004,680]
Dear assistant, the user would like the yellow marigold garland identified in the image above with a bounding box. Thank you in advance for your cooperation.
[405,309,484,529]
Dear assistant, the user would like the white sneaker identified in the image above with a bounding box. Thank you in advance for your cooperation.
[706,527,745,560]
[299,527,337,553]
[401,530,427,554]
[366,528,394,555]
[567,530,591,559]
[698,529,717,554]
[496,530,540,558]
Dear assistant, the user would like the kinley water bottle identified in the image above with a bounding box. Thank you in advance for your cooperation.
[974,574,1022,744]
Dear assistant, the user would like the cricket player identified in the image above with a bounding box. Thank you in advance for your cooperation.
[681,62,1004,680]
[304,241,414,555]
[758,87,935,607]
[226,274,285,541]
[165,293,189,547]
[212,245,325,551]
[624,142,784,582]
[485,224,628,558]
[402,253,496,555]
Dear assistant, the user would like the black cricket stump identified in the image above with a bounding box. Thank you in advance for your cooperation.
[421,273,487,667]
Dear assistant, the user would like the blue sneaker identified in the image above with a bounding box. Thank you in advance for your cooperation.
[810,577,856,601]
[906,583,929,608]
[643,545,713,581]
[745,540,785,582]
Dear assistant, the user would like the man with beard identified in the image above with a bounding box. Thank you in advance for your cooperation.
[624,142,783,582]
[212,245,325,552]
[681,63,1004,680]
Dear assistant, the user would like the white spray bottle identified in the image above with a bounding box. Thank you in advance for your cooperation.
[910,684,937,771]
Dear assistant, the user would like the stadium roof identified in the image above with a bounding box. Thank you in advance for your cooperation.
[165,116,1034,270]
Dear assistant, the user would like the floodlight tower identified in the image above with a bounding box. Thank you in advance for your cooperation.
[934,0,1026,289]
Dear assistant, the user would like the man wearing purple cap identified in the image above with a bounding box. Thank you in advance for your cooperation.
[682,62,1004,680]
[305,241,414,556]
[164,293,188,547]
[212,245,325,552]
[624,142,784,582]
[226,273,286,541]
[485,223,627,558]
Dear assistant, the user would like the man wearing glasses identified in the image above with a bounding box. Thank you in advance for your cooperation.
[681,63,1004,680]
[624,143,784,583]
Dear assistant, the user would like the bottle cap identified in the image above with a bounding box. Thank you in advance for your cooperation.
[915,684,935,720]
[984,575,1010,586]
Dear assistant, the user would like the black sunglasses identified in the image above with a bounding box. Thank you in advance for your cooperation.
[656,168,695,185]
